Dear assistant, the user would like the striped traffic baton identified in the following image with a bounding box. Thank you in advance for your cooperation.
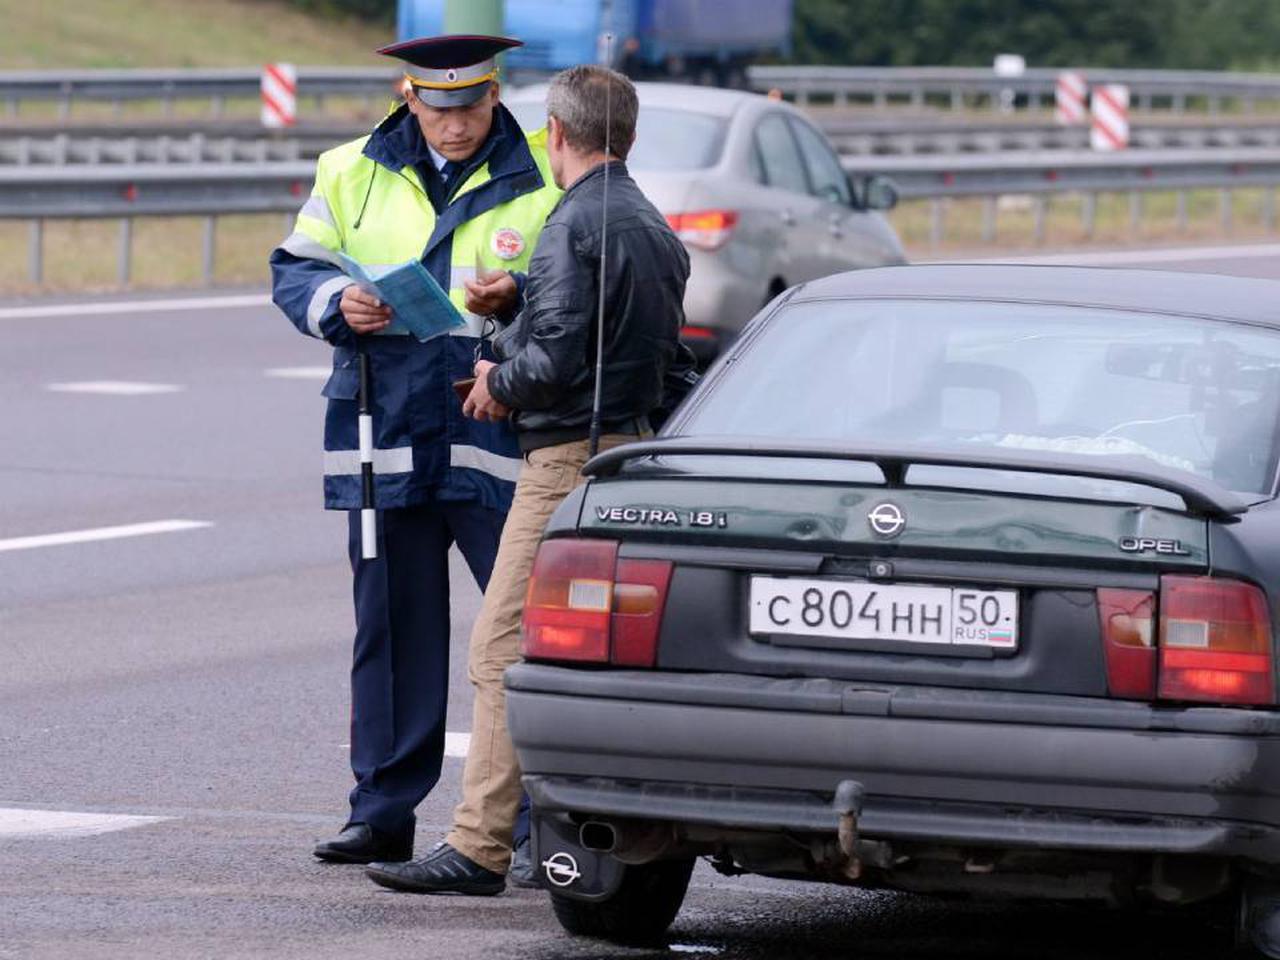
[357,350,377,560]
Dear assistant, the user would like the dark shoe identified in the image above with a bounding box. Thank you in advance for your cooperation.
[366,842,505,896]
[508,835,539,889]
[313,822,414,864]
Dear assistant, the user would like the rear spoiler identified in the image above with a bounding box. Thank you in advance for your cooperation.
[582,436,1249,520]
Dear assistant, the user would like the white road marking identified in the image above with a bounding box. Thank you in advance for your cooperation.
[46,380,183,396]
[265,366,330,380]
[0,808,172,839]
[337,731,472,758]
[0,293,271,321]
[946,240,1280,267]
[0,519,213,554]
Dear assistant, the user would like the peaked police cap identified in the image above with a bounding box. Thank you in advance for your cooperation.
[378,35,522,107]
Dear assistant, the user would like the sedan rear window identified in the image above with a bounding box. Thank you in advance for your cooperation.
[681,299,1280,497]
[507,103,725,171]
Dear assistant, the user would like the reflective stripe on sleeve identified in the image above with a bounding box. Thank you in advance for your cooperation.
[307,275,355,338]
[280,231,342,267]
[449,444,522,482]
[300,194,337,229]
[324,446,415,476]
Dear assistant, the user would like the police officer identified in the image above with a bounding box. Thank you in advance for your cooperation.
[269,34,560,866]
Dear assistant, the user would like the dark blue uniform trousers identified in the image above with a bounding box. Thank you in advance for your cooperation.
[346,502,528,838]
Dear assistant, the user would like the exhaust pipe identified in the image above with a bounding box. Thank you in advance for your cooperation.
[579,820,617,853]
[578,819,679,863]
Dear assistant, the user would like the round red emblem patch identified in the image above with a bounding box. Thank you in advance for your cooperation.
[491,227,525,261]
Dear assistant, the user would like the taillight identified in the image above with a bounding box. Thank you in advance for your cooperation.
[665,210,739,251]
[1158,575,1275,706]
[521,539,673,667]
[1099,588,1156,699]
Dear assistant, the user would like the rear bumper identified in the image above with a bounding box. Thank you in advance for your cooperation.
[506,663,1280,863]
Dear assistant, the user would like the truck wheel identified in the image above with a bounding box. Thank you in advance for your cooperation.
[550,857,695,945]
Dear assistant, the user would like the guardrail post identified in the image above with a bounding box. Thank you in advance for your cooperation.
[1033,196,1047,244]
[981,196,997,242]
[202,216,217,285]
[1265,189,1277,233]
[1082,193,1096,238]
[1221,188,1233,234]
[117,218,133,286]
[950,88,962,111]
[211,95,224,119]
[28,220,43,285]
[1176,191,1189,233]
[1129,191,1142,235]
[930,198,944,247]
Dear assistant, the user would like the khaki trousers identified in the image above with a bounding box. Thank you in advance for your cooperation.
[446,434,634,872]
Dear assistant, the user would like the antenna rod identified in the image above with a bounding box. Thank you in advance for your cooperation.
[588,35,614,458]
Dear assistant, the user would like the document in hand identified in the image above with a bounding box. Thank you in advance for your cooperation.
[337,252,466,342]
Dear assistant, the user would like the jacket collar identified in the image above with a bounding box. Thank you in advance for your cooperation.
[362,101,533,185]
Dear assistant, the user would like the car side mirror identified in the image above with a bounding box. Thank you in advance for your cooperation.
[854,175,899,211]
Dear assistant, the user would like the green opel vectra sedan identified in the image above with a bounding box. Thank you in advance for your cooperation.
[507,265,1280,956]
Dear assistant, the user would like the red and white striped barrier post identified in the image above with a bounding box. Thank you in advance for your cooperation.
[261,62,297,128]
[1090,83,1129,151]
[1055,71,1087,125]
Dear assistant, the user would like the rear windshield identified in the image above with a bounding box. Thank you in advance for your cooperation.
[680,299,1280,497]
[507,103,725,171]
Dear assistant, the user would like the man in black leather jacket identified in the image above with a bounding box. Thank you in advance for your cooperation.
[365,65,691,896]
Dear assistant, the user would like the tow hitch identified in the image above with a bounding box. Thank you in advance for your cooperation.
[833,779,866,881]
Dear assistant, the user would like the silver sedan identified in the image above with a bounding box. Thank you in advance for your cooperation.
[506,82,906,358]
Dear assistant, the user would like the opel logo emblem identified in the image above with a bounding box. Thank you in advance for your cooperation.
[868,502,905,539]
[542,851,582,888]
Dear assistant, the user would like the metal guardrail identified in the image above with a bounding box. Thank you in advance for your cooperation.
[0,131,307,165]
[839,148,1280,245]
[10,116,1280,168]
[6,149,1280,285]
[748,65,1280,112]
[4,65,1280,118]
[821,117,1280,156]
[0,67,400,119]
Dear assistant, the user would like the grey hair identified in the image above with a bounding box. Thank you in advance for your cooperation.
[545,65,638,160]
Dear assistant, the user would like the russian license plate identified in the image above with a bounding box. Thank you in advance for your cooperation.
[749,576,1018,649]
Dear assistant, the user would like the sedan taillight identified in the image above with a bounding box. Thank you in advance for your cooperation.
[665,210,739,251]
[1157,575,1275,706]
[1098,576,1275,706]
[522,539,673,667]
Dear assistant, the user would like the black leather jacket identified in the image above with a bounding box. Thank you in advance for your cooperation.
[488,161,690,451]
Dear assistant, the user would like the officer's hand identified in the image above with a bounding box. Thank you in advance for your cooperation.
[464,271,517,316]
[340,285,392,335]
[463,360,512,422]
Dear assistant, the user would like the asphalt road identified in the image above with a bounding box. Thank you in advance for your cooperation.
[4,243,1280,960]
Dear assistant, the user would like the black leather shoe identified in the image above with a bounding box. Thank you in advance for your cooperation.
[313,822,414,864]
[366,842,505,895]
[508,835,539,889]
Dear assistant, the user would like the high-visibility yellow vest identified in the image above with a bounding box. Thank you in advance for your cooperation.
[291,125,559,338]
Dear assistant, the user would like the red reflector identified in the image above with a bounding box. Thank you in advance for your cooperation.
[665,210,739,251]
[1098,588,1156,699]
[1158,576,1274,706]
[521,539,618,664]
[611,558,674,667]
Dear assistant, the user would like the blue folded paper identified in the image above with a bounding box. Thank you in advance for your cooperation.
[337,252,466,342]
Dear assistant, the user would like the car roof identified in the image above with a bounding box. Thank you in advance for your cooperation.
[790,264,1280,328]
[506,80,767,118]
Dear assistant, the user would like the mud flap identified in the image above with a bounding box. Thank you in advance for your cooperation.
[531,810,627,902]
